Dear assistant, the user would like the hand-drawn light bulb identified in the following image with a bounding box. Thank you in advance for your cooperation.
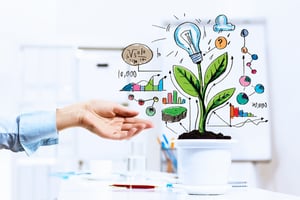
[174,22,203,64]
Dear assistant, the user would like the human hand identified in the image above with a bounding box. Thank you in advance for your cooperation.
[56,100,154,140]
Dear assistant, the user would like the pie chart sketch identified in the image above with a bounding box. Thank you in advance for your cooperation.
[239,75,251,87]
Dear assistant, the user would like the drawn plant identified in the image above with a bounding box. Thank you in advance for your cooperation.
[171,20,236,135]
[173,52,235,134]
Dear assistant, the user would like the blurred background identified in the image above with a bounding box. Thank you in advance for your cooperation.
[0,0,299,199]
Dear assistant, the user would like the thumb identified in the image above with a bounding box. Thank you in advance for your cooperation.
[113,105,139,117]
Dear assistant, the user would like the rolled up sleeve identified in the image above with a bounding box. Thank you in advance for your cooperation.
[17,111,59,155]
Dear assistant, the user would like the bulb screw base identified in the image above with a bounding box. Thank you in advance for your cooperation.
[190,52,203,64]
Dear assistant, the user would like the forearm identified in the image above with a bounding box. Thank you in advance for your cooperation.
[56,103,84,131]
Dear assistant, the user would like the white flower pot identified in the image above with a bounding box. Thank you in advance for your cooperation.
[175,139,235,195]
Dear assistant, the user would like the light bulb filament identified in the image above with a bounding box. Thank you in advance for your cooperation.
[180,30,197,54]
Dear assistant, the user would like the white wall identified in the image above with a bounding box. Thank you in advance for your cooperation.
[1,0,300,197]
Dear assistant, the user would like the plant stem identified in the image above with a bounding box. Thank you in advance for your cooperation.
[197,63,206,133]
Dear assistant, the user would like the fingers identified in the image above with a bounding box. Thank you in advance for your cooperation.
[109,129,138,140]
[113,105,139,118]
[123,117,154,129]
[101,122,149,140]
[123,123,147,139]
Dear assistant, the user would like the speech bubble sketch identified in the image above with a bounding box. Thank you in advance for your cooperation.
[122,43,153,66]
[122,43,161,72]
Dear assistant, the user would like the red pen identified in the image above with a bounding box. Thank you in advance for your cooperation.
[111,184,156,189]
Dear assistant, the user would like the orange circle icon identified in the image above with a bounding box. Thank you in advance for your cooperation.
[215,36,228,49]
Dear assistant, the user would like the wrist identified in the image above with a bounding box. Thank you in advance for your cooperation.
[56,103,84,131]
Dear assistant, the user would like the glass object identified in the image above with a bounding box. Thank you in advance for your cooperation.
[127,141,146,180]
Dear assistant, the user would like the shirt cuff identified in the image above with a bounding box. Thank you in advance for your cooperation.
[17,111,59,155]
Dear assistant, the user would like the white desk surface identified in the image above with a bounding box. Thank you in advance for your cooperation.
[57,172,300,200]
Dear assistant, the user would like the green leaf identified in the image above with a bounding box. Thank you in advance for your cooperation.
[206,88,235,114]
[173,65,200,97]
[204,52,228,89]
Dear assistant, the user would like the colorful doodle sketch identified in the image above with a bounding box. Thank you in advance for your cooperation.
[119,14,270,159]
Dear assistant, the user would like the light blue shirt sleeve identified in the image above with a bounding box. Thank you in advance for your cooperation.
[0,111,59,155]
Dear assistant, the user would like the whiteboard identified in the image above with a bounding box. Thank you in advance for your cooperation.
[146,18,272,161]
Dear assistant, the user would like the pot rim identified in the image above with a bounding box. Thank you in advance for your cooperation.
[175,139,237,149]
